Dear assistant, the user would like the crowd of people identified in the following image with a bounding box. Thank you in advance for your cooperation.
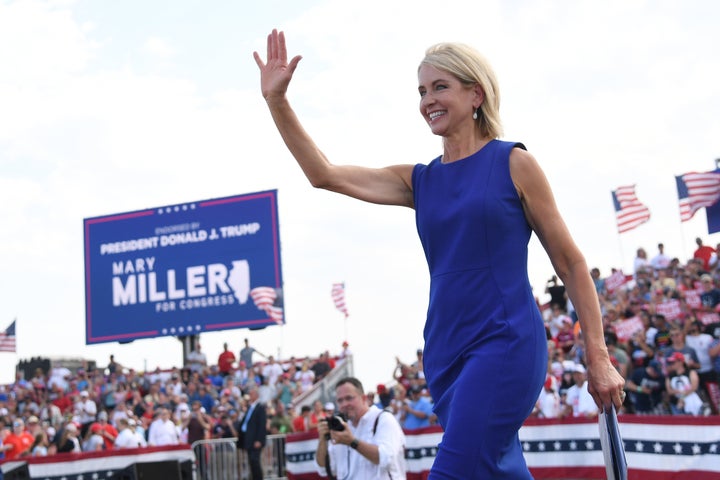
[0,338,351,461]
[1,238,719,463]
[532,238,720,418]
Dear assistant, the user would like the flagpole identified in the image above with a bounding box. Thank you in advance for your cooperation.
[679,218,689,262]
[616,233,626,273]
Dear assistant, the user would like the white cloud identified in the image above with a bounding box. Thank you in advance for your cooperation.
[0,1,95,85]
[142,36,176,59]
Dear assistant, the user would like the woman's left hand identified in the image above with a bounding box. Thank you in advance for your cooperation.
[587,359,626,411]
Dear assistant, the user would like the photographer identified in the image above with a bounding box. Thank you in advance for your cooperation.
[545,275,567,311]
[315,377,406,479]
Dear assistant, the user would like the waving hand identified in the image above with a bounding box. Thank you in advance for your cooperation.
[253,29,302,101]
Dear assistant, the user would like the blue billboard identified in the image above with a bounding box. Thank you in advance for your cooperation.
[83,190,284,344]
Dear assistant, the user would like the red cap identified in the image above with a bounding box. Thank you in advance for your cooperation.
[667,352,685,364]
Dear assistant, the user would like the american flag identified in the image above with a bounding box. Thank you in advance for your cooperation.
[331,283,349,318]
[250,287,277,310]
[0,319,16,353]
[249,287,284,325]
[611,185,650,233]
[676,172,720,222]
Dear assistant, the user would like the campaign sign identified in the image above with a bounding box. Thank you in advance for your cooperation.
[83,190,284,345]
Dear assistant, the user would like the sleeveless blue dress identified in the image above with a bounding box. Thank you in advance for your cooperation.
[412,140,547,479]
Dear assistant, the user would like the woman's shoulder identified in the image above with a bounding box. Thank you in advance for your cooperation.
[414,155,442,170]
[496,139,527,152]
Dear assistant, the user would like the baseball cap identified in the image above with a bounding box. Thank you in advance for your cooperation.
[80,390,89,397]
[573,364,587,374]
[324,402,335,411]
[667,352,685,364]
[98,411,108,421]
[648,360,662,372]
[27,415,39,424]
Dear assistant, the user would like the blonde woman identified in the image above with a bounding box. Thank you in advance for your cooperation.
[254,30,623,478]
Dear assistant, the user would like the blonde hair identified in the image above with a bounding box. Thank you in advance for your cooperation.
[420,43,503,139]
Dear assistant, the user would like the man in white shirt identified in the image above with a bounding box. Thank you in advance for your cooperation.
[563,364,599,418]
[261,356,285,386]
[48,366,72,392]
[114,418,139,449]
[686,320,719,413]
[74,390,97,438]
[650,243,671,270]
[147,407,179,446]
[547,304,572,339]
[315,377,406,479]
[534,377,561,419]
[186,343,207,374]
[130,418,148,447]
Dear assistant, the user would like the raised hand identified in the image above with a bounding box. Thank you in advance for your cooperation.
[253,29,302,101]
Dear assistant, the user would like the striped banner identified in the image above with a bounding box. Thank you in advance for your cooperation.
[286,416,720,479]
[0,444,194,479]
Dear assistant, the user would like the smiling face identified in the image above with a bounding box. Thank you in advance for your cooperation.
[418,64,479,138]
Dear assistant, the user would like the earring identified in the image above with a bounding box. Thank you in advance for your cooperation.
[472,109,478,120]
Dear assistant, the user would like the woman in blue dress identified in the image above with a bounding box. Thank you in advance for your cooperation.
[254,29,625,478]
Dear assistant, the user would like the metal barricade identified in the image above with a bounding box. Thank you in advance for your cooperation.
[192,435,289,480]
[264,434,288,479]
[192,438,239,480]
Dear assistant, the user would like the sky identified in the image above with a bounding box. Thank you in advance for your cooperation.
[1,0,719,390]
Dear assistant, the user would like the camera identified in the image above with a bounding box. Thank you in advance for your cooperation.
[326,413,346,432]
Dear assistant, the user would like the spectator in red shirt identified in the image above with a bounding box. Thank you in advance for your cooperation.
[4,419,34,459]
[694,237,716,272]
[291,405,312,433]
[87,411,118,450]
[217,343,236,377]
[51,386,73,415]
